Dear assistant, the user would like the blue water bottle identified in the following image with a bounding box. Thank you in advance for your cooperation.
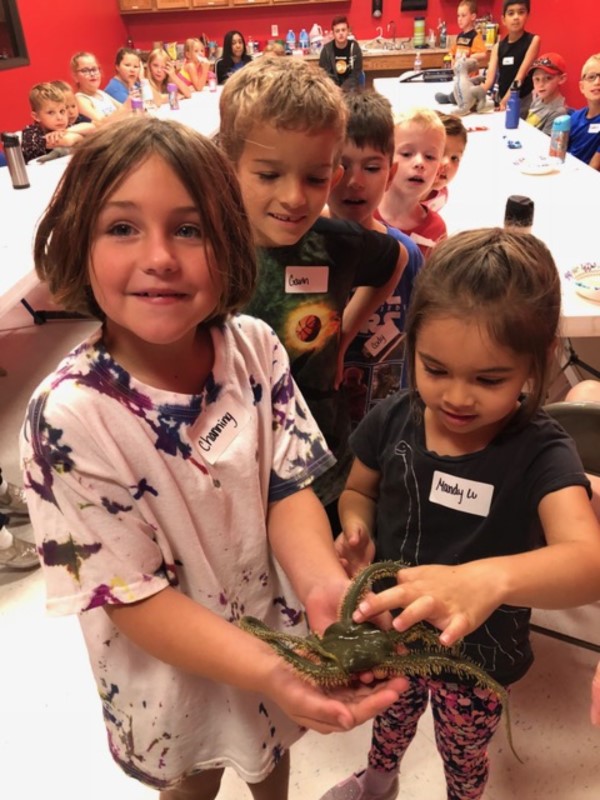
[505,81,520,129]
[299,28,310,53]
[549,114,571,162]
[285,29,296,53]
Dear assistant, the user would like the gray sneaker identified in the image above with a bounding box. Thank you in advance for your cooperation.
[0,481,29,516]
[0,529,39,570]
[319,770,399,800]
[434,92,452,104]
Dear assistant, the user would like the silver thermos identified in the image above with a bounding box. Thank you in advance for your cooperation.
[2,132,30,189]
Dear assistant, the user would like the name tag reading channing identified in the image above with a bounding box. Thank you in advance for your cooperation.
[429,470,494,518]
[285,266,329,294]
[195,401,250,465]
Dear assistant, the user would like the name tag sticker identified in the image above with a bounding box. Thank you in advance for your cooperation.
[285,266,329,294]
[502,56,515,65]
[362,318,404,360]
[429,470,494,518]
[588,123,600,134]
[195,400,250,465]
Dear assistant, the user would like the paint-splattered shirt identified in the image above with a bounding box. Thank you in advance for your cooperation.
[20,315,335,789]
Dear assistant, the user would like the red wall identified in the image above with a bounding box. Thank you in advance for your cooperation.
[1,0,596,134]
[1,0,126,133]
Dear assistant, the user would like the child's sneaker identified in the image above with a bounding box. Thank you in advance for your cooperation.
[0,480,29,516]
[319,770,399,800]
[435,91,453,104]
[0,527,39,570]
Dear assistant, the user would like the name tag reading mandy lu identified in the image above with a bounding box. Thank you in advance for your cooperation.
[429,470,494,518]
[285,266,329,294]
[195,400,250,465]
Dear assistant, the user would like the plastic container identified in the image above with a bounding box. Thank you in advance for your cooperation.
[140,78,155,110]
[548,114,571,162]
[131,96,144,115]
[438,20,447,49]
[413,17,425,48]
[504,195,534,233]
[505,81,520,129]
[207,71,217,92]
[299,28,310,53]
[285,29,296,53]
[167,83,179,110]
[1,132,29,189]
[414,51,423,71]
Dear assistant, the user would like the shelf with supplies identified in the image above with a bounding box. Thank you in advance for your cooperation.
[119,0,345,12]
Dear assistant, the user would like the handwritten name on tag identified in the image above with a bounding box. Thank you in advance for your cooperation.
[589,123,600,134]
[502,56,515,66]
[362,317,404,361]
[285,266,329,294]
[429,470,494,518]
[196,401,250,465]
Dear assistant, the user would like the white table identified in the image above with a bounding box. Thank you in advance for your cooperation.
[374,77,600,339]
[0,88,224,324]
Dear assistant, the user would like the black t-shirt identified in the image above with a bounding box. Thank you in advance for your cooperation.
[498,31,535,98]
[350,390,590,684]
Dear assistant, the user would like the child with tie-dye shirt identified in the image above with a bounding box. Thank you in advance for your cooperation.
[20,117,405,799]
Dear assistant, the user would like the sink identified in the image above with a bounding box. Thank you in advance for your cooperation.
[361,38,410,53]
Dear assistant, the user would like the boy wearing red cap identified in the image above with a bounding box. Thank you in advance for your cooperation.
[526,52,568,134]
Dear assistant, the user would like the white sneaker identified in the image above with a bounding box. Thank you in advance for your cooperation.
[0,481,29,516]
[0,528,39,570]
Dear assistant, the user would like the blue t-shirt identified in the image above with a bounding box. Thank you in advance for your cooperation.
[567,107,600,165]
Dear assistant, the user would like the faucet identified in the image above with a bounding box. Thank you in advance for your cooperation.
[375,25,383,40]
[386,20,396,45]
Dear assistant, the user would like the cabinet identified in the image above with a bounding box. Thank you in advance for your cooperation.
[155,0,190,7]
[119,0,152,11]
[119,0,344,11]
[231,0,270,6]
[191,0,229,6]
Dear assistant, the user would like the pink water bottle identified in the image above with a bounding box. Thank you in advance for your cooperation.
[208,70,217,92]
[167,83,179,110]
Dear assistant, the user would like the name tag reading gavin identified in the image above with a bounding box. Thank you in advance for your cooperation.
[285,266,329,294]
[429,470,494,518]
[502,56,515,65]
[195,400,250,465]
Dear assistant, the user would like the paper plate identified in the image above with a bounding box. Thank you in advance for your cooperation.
[564,263,600,302]
[515,156,559,175]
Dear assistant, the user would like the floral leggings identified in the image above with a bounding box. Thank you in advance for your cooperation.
[368,676,505,800]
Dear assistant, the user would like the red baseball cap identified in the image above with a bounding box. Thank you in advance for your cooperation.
[530,52,566,76]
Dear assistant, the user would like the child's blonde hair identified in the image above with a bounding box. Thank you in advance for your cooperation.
[146,47,170,92]
[458,0,478,13]
[28,82,65,113]
[184,37,203,58]
[34,117,256,325]
[70,51,97,73]
[581,53,600,79]
[405,228,561,421]
[51,79,73,94]
[219,57,347,163]
[394,107,446,137]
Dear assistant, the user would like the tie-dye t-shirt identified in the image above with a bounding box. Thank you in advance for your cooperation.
[20,315,335,789]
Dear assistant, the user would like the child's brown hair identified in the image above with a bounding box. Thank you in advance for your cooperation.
[344,89,395,162]
[28,82,65,113]
[34,117,256,325]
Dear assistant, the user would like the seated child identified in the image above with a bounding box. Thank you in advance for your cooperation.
[327,89,424,423]
[568,52,600,171]
[146,47,192,101]
[435,0,488,105]
[377,108,447,258]
[482,1,540,114]
[71,51,131,124]
[51,80,96,136]
[525,52,568,135]
[177,37,209,91]
[21,82,83,163]
[216,31,252,85]
[104,47,141,103]
[219,58,407,525]
[422,112,467,212]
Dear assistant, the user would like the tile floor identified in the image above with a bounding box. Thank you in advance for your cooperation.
[1,287,599,800]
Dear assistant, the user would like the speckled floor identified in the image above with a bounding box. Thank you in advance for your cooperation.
[1,287,599,799]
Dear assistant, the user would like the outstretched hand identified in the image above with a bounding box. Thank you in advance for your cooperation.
[352,561,502,646]
[334,522,375,577]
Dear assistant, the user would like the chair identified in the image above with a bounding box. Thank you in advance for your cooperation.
[529,400,600,653]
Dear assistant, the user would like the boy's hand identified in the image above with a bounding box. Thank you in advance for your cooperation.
[334,523,375,577]
[352,561,502,647]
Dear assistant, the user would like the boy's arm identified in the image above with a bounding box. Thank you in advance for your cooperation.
[482,42,499,93]
[469,32,489,67]
[589,152,600,171]
[338,242,407,380]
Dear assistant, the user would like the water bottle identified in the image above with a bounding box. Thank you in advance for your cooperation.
[548,114,571,162]
[167,83,179,110]
[140,78,155,111]
[439,20,447,49]
[413,51,423,72]
[285,29,296,54]
[1,132,30,189]
[505,81,520,129]
[504,195,534,234]
[131,96,144,116]
[207,70,217,92]
[299,28,310,53]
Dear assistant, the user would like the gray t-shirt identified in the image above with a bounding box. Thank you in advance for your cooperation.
[526,93,567,135]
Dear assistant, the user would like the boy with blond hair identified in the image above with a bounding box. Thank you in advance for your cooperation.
[568,53,600,170]
[525,53,568,135]
[219,58,407,524]
[327,90,423,423]
[435,1,487,105]
[377,108,447,258]
[21,82,83,163]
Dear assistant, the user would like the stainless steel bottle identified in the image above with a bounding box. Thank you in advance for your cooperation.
[2,132,30,189]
